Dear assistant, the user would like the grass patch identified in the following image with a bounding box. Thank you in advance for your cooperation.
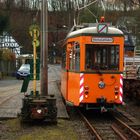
[2,119,78,140]
[6,119,22,132]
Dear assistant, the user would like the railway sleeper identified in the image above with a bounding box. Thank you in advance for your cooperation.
[114,117,140,140]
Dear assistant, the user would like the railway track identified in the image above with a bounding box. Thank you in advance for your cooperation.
[0,85,22,105]
[0,92,19,105]
[78,109,140,140]
[113,116,140,140]
[0,65,59,109]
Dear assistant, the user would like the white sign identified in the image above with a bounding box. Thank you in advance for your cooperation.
[98,24,108,33]
[92,37,113,43]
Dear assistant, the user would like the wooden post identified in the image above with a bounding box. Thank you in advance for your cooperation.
[40,0,48,96]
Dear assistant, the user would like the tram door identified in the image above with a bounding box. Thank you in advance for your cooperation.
[67,42,80,103]
[68,42,80,72]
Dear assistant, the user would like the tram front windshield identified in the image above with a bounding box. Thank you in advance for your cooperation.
[85,44,119,71]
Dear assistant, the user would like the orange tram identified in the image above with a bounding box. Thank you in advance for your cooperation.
[61,22,124,112]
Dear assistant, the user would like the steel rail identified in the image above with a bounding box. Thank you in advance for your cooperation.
[111,124,127,140]
[116,108,137,123]
[78,109,140,140]
[0,92,21,106]
[0,85,21,93]
[114,116,140,139]
[78,110,102,140]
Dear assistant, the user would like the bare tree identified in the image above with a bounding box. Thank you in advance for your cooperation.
[3,0,15,9]
[130,0,140,7]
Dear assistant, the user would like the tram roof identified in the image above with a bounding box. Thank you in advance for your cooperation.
[66,25,124,39]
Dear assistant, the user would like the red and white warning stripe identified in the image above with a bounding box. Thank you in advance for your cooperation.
[79,73,84,102]
[119,74,123,103]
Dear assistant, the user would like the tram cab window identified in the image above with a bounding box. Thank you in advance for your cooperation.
[85,44,119,70]
[69,42,80,71]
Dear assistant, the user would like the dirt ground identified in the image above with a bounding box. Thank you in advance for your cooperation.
[0,100,139,140]
[121,98,140,122]
[0,118,79,140]
[0,77,139,140]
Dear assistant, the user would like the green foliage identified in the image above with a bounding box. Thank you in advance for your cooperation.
[0,14,9,34]
[4,119,78,140]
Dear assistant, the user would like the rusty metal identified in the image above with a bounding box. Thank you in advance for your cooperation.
[78,110,102,140]
[116,108,138,123]
[111,124,127,140]
[78,108,140,140]
[20,96,57,122]
[30,99,48,119]
[114,116,140,139]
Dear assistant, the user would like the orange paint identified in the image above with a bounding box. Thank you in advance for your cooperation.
[61,24,124,109]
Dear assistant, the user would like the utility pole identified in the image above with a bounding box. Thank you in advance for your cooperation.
[20,0,57,122]
[40,0,48,96]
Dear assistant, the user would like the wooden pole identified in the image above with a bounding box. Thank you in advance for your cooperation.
[40,0,48,96]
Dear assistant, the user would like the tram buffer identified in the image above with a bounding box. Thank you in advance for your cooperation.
[20,24,57,123]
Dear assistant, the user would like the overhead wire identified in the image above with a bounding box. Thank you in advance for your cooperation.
[74,0,99,25]
[74,0,107,25]
[100,0,106,16]
[78,0,98,10]
[86,7,98,23]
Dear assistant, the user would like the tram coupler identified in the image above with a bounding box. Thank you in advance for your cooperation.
[20,92,57,123]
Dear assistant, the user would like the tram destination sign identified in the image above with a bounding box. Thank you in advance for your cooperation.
[92,37,113,43]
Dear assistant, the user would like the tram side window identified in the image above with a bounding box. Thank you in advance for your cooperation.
[85,45,119,70]
[75,45,80,71]
[69,43,80,71]
[62,46,66,69]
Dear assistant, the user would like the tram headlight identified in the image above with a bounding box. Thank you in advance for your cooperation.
[37,109,42,114]
[98,81,105,89]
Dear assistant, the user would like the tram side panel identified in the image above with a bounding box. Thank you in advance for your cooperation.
[67,72,81,106]
[61,70,67,100]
